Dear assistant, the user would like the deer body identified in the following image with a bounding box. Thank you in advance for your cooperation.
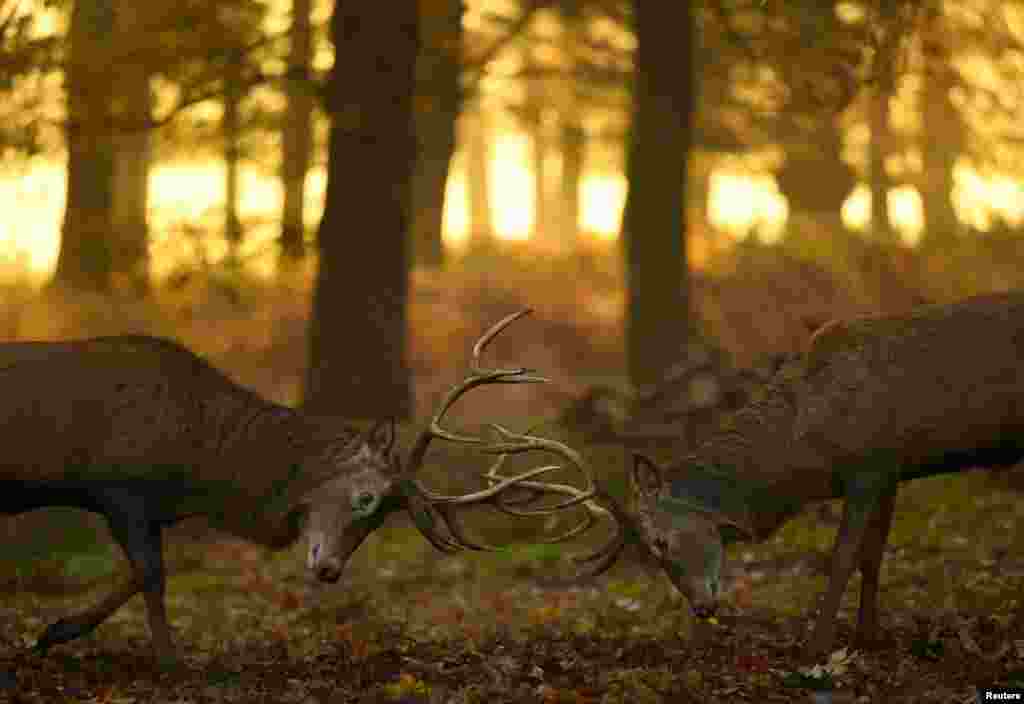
[626,292,1024,658]
[0,335,405,662]
[0,314,608,664]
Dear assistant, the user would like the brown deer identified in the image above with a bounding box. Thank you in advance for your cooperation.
[1,311,612,663]
[562,292,1024,659]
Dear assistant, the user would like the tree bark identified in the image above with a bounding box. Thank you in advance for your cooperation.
[868,66,894,242]
[621,1,694,390]
[53,0,117,292]
[410,0,463,269]
[556,1,584,248]
[918,14,962,247]
[108,1,151,295]
[302,0,418,419]
[280,0,314,266]
[224,47,243,266]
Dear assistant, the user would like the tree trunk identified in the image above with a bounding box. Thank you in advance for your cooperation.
[918,16,962,248]
[280,0,314,266]
[410,0,463,269]
[525,45,551,243]
[621,1,694,390]
[109,1,151,295]
[224,47,243,267]
[868,74,893,242]
[53,0,116,292]
[302,0,418,419]
[560,122,583,246]
[557,1,584,247]
[465,104,493,248]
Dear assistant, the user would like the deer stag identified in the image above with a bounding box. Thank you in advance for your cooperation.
[1,310,617,663]
[569,292,1024,659]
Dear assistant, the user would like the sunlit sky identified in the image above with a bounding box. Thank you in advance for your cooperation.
[3,143,1024,283]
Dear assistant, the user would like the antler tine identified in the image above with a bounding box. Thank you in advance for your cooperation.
[405,309,546,473]
[481,454,598,541]
[403,309,557,552]
[468,430,632,574]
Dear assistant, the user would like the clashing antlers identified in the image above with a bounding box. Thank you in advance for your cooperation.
[393,309,628,570]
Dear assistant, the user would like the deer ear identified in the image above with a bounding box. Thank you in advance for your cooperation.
[366,418,396,454]
[631,454,663,495]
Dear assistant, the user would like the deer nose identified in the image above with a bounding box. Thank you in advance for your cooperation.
[316,565,341,583]
[693,603,717,620]
[315,558,342,583]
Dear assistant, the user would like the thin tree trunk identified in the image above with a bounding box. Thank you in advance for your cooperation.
[465,105,493,248]
[53,0,116,292]
[410,0,463,269]
[557,1,584,247]
[869,16,899,243]
[224,47,243,267]
[621,1,694,390]
[525,45,550,242]
[918,14,962,248]
[109,2,151,295]
[303,0,418,419]
[868,82,893,242]
[280,0,314,266]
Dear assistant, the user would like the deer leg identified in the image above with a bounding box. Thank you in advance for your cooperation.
[96,493,175,663]
[106,513,172,663]
[35,576,141,653]
[807,488,882,659]
[854,486,896,648]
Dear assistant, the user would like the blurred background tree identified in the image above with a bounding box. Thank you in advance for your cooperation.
[1,0,1024,419]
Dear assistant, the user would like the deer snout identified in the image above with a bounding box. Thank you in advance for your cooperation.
[308,537,343,582]
[315,559,342,583]
[692,601,717,620]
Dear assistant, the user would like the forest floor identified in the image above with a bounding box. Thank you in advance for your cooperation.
[1,464,1022,703]
[1,239,1024,702]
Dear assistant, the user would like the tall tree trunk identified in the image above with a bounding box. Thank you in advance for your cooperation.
[918,14,962,248]
[868,74,893,242]
[410,0,463,269]
[868,13,899,243]
[109,1,151,295]
[53,0,116,292]
[224,47,243,267]
[557,0,584,247]
[465,104,493,248]
[560,121,583,244]
[303,0,418,419]
[280,0,314,266]
[525,45,551,243]
[622,2,694,390]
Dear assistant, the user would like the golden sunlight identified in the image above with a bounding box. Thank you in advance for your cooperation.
[842,184,924,245]
[579,174,626,239]
[708,171,787,242]
[1,149,1023,284]
[489,134,533,240]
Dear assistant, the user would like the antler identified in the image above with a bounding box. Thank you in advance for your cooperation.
[401,309,626,564]
[474,432,633,578]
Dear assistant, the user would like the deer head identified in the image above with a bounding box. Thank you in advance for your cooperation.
[624,454,753,618]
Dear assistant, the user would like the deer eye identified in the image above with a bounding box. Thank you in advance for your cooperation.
[653,537,669,556]
[353,492,377,514]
